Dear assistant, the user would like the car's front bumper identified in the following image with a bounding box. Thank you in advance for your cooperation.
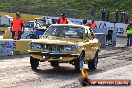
[29,50,79,57]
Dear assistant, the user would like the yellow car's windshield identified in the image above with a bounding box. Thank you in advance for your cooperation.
[44,26,83,39]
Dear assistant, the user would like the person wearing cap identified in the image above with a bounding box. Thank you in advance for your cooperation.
[58,13,68,24]
[11,12,24,40]
[89,20,97,29]
[82,19,87,26]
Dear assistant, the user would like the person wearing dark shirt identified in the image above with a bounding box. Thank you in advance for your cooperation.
[82,19,87,26]
[106,10,110,22]
[90,5,96,19]
[115,10,119,23]
[52,19,56,24]
[100,8,106,21]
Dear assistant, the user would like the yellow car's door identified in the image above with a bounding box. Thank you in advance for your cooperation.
[89,29,98,59]
[83,28,95,60]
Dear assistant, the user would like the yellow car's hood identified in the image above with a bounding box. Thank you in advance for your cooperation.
[32,36,83,45]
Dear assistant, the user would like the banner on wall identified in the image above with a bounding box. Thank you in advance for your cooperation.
[93,28,116,45]
[95,21,128,37]
[114,23,128,36]
[42,16,128,37]
[0,40,13,56]
[0,39,31,56]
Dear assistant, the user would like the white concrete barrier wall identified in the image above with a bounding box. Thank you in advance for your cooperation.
[95,33,106,47]
[95,21,128,37]
[93,28,116,45]
[9,30,34,39]
[0,39,14,56]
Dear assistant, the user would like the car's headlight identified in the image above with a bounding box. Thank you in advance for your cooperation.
[30,43,42,49]
[64,45,79,51]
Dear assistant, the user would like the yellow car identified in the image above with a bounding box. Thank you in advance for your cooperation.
[29,24,100,71]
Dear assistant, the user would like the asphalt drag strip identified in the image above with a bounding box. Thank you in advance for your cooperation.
[0,46,132,88]
[0,37,132,88]
[61,46,132,88]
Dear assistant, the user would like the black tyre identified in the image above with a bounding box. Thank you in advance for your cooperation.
[50,61,59,67]
[88,52,98,70]
[74,52,85,72]
[30,56,39,70]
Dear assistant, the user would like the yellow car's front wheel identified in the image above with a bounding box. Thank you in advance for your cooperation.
[74,52,85,72]
[30,56,39,70]
[88,52,98,70]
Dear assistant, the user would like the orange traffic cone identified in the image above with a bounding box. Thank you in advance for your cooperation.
[79,67,91,86]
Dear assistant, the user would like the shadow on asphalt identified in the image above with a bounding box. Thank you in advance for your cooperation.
[35,67,79,75]
[32,66,103,78]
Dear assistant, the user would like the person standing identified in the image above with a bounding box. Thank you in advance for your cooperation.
[120,11,125,23]
[89,20,97,28]
[106,9,110,22]
[126,23,132,46]
[52,19,56,24]
[82,19,87,26]
[58,13,68,24]
[115,10,119,23]
[46,17,52,28]
[90,5,96,20]
[125,11,129,24]
[11,12,24,40]
[42,17,46,24]
[100,8,106,21]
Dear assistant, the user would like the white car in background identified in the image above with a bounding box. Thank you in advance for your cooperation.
[24,21,35,30]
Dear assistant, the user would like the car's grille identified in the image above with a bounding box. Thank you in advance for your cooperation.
[41,44,64,51]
